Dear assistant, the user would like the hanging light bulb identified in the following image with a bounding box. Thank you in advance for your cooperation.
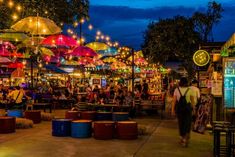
[88,24,93,30]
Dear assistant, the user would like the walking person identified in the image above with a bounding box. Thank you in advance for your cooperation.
[171,77,195,147]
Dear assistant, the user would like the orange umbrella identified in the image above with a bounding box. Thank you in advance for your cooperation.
[11,68,25,78]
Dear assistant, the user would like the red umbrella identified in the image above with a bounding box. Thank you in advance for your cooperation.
[8,62,23,68]
[70,46,97,57]
[40,34,78,48]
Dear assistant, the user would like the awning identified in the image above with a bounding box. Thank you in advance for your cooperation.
[45,65,68,74]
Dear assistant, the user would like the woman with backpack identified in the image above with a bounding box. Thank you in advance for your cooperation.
[171,77,195,147]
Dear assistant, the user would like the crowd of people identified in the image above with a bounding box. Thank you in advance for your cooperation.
[0,80,151,110]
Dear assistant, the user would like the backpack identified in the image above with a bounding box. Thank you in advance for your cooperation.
[175,88,192,113]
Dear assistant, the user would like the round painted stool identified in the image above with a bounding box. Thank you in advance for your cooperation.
[81,111,96,120]
[0,116,16,133]
[112,112,129,121]
[96,112,112,121]
[7,110,23,118]
[71,120,92,138]
[24,110,41,124]
[94,121,115,140]
[52,119,71,137]
[116,121,138,140]
[65,111,80,120]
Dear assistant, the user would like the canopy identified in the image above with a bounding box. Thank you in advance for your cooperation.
[98,47,118,56]
[0,56,11,63]
[102,56,117,63]
[222,33,235,50]
[22,36,45,46]
[11,16,62,35]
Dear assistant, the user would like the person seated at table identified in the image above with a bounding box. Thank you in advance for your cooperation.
[99,88,107,104]
[7,86,30,109]
[125,91,134,106]
[114,90,125,106]
[58,92,67,100]
[93,85,100,96]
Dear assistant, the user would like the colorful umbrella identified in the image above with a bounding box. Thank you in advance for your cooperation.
[11,68,25,78]
[41,34,78,48]
[102,56,117,63]
[8,62,24,68]
[40,47,55,56]
[61,60,80,66]
[0,30,29,42]
[70,46,97,57]
[98,47,118,56]
[22,36,45,46]
[11,16,62,35]
[77,57,94,65]
[86,42,109,51]
[134,57,148,66]
[0,47,11,56]
[110,61,126,70]
[0,56,12,63]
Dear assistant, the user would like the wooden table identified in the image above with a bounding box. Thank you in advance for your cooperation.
[33,102,52,113]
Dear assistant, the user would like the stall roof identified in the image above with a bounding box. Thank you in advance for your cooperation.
[222,33,235,50]
[45,65,68,74]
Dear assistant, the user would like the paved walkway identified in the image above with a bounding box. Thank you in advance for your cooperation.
[0,113,213,157]
[135,119,213,157]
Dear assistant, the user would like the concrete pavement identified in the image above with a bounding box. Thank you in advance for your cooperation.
[0,111,213,157]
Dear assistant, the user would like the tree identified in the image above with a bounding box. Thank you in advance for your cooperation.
[142,16,200,79]
[0,0,89,29]
[192,1,223,42]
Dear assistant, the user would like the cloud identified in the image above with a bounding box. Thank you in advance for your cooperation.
[87,4,235,49]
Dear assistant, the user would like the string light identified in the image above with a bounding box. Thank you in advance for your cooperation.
[12,14,18,20]
[80,18,85,24]
[96,31,101,36]
[16,5,21,11]
[88,24,93,30]
[8,1,14,8]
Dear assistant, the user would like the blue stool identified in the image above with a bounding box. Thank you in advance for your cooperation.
[7,110,23,118]
[112,112,129,121]
[71,120,92,138]
[52,119,71,137]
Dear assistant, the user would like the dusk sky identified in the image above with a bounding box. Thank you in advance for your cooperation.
[80,0,235,50]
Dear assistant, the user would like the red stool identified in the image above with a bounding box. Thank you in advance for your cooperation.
[81,111,96,120]
[0,116,16,133]
[65,111,80,120]
[24,110,41,124]
[94,121,115,140]
[116,121,138,140]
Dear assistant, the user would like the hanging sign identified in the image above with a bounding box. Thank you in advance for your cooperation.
[193,50,210,66]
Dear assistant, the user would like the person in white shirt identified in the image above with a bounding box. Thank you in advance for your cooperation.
[172,77,195,147]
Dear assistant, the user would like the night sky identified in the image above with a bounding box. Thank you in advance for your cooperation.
[81,0,235,50]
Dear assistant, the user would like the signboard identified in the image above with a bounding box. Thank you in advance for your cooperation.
[193,50,210,66]
[92,79,100,85]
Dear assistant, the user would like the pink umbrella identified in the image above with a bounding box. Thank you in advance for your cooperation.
[40,34,78,48]
[0,56,12,63]
[70,46,97,57]
[0,47,11,56]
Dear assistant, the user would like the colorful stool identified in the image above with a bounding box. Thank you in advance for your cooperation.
[52,119,71,137]
[71,120,92,138]
[116,121,138,140]
[0,116,16,133]
[7,110,23,118]
[65,111,80,120]
[96,112,112,121]
[94,121,115,140]
[24,110,41,124]
[81,111,96,120]
[112,112,129,121]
